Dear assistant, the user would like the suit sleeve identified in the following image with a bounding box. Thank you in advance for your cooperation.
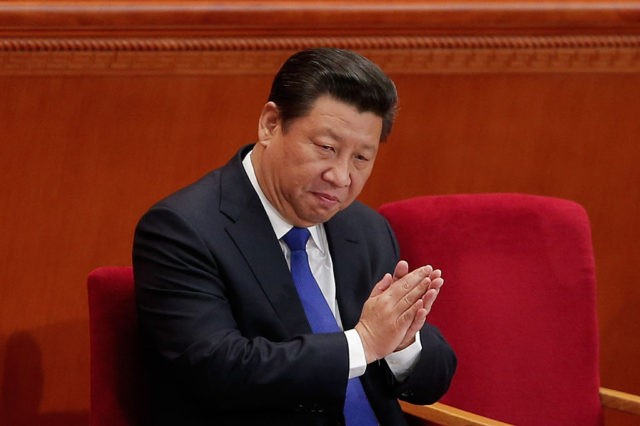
[133,206,349,413]
[391,324,457,404]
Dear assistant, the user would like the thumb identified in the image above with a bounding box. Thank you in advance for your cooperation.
[370,273,393,297]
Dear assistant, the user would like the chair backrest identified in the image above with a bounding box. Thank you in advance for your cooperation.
[379,194,602,426]
[87,266,148,426]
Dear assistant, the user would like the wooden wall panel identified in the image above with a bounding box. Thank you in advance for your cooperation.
[1,2,639,425]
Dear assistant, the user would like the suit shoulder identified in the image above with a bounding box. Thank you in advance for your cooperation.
[340,201,390,229]
[139,169,222,224]
[333,201,398,252]
[133,170,226,243]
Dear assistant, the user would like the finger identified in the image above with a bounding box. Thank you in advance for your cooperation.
[396,305,427,351]
[393,260,410,280]
[422,288,440,315]
[429,269,442,281]
[386,266,432,311]
[395,276,431,312]
[421,278,443,305]
[370,273,393,297]
[397,298,425,330]
[427,277,444,292]
[422,265,434,278]
[405,306,427,338]
[390,265,431,296]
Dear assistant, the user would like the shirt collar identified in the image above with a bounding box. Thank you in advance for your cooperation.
[241,149,325,252]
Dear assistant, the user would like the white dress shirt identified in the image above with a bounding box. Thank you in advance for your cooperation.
[242,149,421,381]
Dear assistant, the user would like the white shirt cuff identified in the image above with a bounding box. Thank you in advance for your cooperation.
[384,331,422,382]
[345,329,367,379]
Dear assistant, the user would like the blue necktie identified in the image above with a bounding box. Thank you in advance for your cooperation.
[282,227,378,426]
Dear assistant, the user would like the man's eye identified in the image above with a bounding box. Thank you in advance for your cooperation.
[355,154,369,162]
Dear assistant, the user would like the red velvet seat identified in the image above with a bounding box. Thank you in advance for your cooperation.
[88,194,640,425]
[379,193,638,425]
[87,266,148,426]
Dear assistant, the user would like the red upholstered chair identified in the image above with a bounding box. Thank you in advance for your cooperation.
[87,266,148,426]
[379,194,640,425]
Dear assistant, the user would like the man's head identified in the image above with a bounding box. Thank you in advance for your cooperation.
[253,48,397,227]
[268,48,397,142]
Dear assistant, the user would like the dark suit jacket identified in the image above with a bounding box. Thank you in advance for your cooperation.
[133,145,456,426]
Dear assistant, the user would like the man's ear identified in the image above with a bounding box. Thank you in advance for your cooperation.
[257,101,280,145]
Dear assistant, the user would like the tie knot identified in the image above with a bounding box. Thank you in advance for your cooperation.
[282,227,311,251]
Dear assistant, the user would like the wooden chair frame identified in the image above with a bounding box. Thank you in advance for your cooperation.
[401,387,640,425]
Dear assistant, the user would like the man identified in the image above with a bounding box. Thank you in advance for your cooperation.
[133,47,456,426]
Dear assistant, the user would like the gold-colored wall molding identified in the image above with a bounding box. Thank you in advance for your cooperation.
[2,35,640,75]
[2,1,640,74]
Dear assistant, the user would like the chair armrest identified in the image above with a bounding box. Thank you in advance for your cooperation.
[399,401,513,426]
[600,387,640,415]
[400,387,640,424]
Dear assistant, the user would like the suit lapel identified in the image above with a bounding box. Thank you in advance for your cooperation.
[219,147,312,336]
[325,213,367,330]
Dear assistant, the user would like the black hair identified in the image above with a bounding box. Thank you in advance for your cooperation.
[268,48,398,141]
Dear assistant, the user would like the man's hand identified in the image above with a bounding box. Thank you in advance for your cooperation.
[355,261,444,363]
[393,261,444,351]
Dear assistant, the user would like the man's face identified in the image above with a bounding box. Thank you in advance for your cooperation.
[255,95,383,227]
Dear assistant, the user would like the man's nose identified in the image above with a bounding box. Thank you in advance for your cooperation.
[323,160,351,188]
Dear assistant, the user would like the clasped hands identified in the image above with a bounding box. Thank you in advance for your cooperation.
[354,261,444,364]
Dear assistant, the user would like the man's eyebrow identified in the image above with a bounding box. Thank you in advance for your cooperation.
[361,143,378,154]
[314,126,343,143]
[314,126,379,153]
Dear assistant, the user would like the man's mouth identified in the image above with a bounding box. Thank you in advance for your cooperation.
[312,191,340,206]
